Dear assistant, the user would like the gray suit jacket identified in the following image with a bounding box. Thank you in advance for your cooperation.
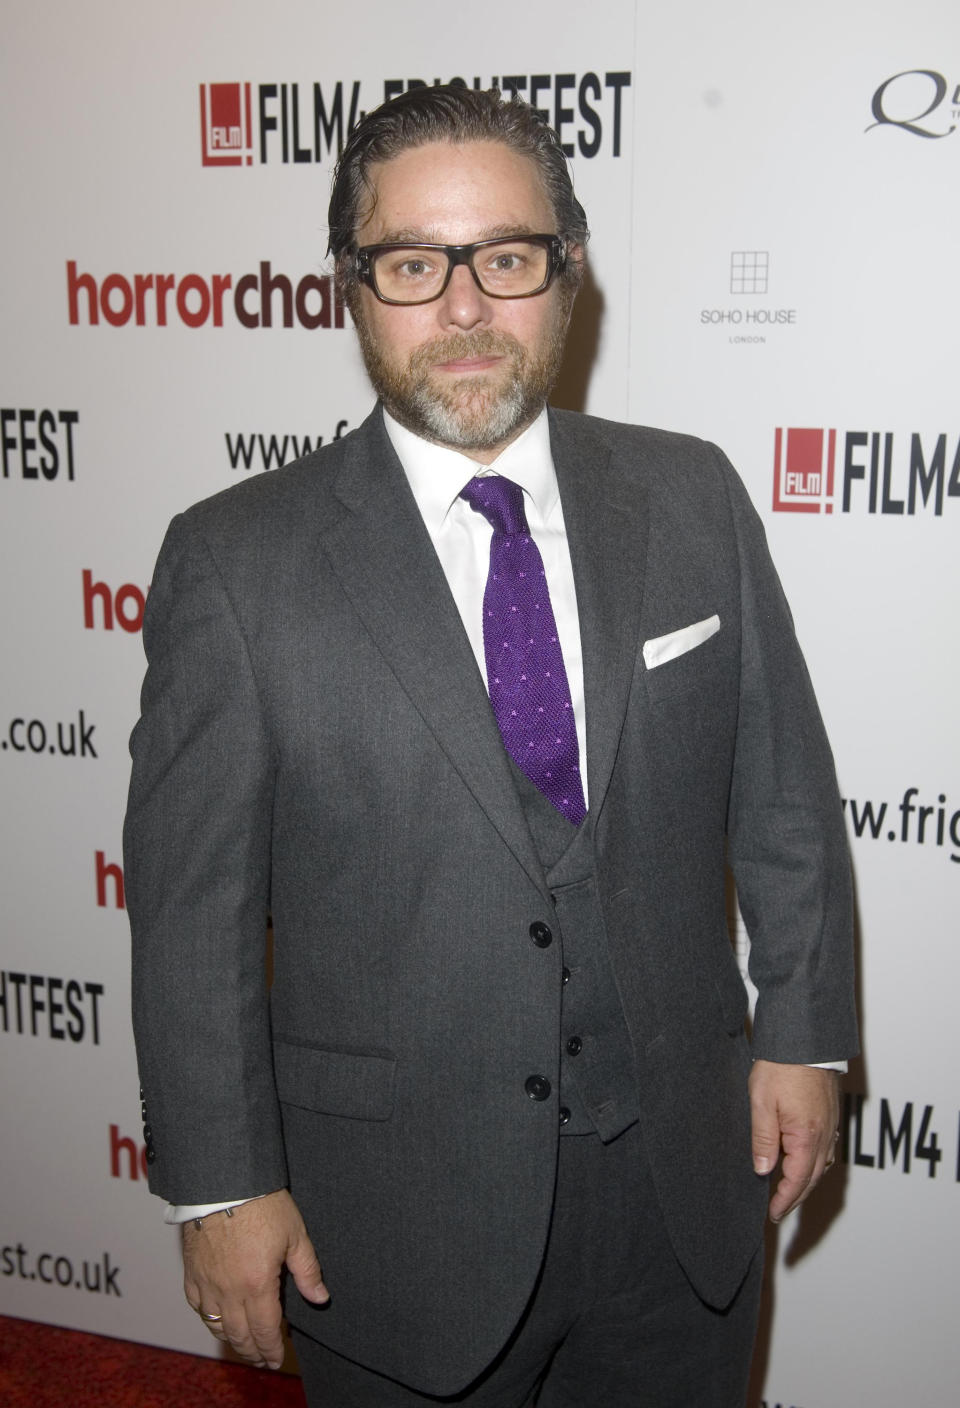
[125,405,857,1394]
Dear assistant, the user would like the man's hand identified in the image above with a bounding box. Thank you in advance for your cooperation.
[748,1061,840,1223]
[182,1189,329,1369]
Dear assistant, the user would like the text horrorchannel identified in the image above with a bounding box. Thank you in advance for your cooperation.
[66,261,346,331]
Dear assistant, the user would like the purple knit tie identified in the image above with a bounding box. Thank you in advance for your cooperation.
[460,475,586,826]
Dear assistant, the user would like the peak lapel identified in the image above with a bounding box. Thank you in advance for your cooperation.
[318,411,548,897]
[550,410,649,819]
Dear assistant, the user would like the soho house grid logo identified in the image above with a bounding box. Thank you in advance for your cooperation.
[772,427,960,516]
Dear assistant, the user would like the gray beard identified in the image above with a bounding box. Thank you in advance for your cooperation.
[351,317,568,456]
[403,364,538,451]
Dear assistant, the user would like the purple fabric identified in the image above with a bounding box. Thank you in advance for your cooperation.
[460,475,585,826]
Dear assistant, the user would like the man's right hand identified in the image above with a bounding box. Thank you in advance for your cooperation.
[182,1188,329,1369]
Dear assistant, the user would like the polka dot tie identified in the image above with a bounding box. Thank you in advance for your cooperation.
[460,475,586,826]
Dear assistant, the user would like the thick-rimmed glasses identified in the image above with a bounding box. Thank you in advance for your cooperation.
[353,235,566,305]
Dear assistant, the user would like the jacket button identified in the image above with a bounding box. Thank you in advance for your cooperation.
[145,1147,156,1163]
[524,1074,551,1101]
[559,1106,571,1125]
[142,1125,152,1140]
[529,921,553,948]
[565,1036,583,1056]
[561,966,571,984]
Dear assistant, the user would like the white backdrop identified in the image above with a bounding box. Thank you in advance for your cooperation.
[1,3,957,1403]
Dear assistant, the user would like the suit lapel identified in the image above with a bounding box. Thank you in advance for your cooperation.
[318,410,549,898]
[550,410,649,820]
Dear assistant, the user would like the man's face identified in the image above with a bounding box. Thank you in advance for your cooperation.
[348,140,579,463]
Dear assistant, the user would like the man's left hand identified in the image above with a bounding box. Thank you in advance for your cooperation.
[748,1061,840,1222]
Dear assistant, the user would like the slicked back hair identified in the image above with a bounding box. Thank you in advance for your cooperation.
[328,84,589,291]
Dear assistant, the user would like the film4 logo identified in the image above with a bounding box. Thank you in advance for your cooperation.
[773,427,960,516]
[200,83,253,165]
[199,79,362,167]
[198,74,632,170]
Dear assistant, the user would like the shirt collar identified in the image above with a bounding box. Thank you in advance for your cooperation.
[383,406,558,535]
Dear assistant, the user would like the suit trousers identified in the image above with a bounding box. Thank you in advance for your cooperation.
[289,1121,763,1408]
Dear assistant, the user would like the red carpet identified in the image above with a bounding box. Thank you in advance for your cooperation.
[0,1315,306,1407]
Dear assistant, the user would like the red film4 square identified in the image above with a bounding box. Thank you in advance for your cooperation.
[200,83,253,167]
[773,427,836,513]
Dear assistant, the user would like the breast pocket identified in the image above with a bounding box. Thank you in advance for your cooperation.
[642,623,726,703]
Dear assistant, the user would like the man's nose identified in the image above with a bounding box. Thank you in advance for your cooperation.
[437,262,492,330]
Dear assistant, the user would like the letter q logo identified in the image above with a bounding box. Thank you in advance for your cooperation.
[867,69,957,139]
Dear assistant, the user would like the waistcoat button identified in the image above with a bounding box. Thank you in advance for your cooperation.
[524,1074,551,1101]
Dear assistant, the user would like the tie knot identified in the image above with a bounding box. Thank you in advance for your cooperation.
[460,475,529,538]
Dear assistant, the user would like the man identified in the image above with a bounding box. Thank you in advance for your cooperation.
[125,85,857,1407]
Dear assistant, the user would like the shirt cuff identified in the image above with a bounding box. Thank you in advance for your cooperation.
[164,1193,270,1224]
[806,1061,848,1073]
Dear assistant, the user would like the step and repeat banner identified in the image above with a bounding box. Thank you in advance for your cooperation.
[1,2,956,1403]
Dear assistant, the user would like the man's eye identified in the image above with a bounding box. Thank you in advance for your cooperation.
[399,259,430,277]
[489,253,523,272]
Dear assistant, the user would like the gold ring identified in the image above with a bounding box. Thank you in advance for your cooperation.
[199,1311,223,1323]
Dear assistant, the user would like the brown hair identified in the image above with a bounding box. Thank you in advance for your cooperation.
[327,84,589,288]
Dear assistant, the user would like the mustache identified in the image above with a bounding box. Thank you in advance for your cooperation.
[409,330,523,370]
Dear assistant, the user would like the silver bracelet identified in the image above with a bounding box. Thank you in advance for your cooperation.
[193,1205,235,1232]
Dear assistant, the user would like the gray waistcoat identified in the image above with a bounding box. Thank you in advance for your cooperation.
[508,759,640,1141]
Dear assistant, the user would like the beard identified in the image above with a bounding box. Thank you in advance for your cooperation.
[350,290,573,455]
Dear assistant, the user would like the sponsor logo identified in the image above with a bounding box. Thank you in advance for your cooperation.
[225,419,349,472]
[197,72,633,168]
[95,851,125,910]
[730,250,768,294]
[66,260,345,331]
[867,69,959,140]
[842,1093,960,1182]
[1,1242,121,1295]
[108,1123,148,1180]
[200,82,253,166]
[1,711,97,758]
[83,570,147,633]
[0,971,104,1043]
[1,409,79,482]
[772,427,960,515]
[772,427,836,514]
[842,787,960,865]
[701,252,796,345]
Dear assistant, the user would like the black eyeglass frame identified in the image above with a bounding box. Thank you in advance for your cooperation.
[352,234,567,305]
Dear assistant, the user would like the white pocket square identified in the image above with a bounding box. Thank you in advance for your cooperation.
[642,614,720,670]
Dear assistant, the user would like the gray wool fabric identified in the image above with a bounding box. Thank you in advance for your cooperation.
[126,404,857,1398]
